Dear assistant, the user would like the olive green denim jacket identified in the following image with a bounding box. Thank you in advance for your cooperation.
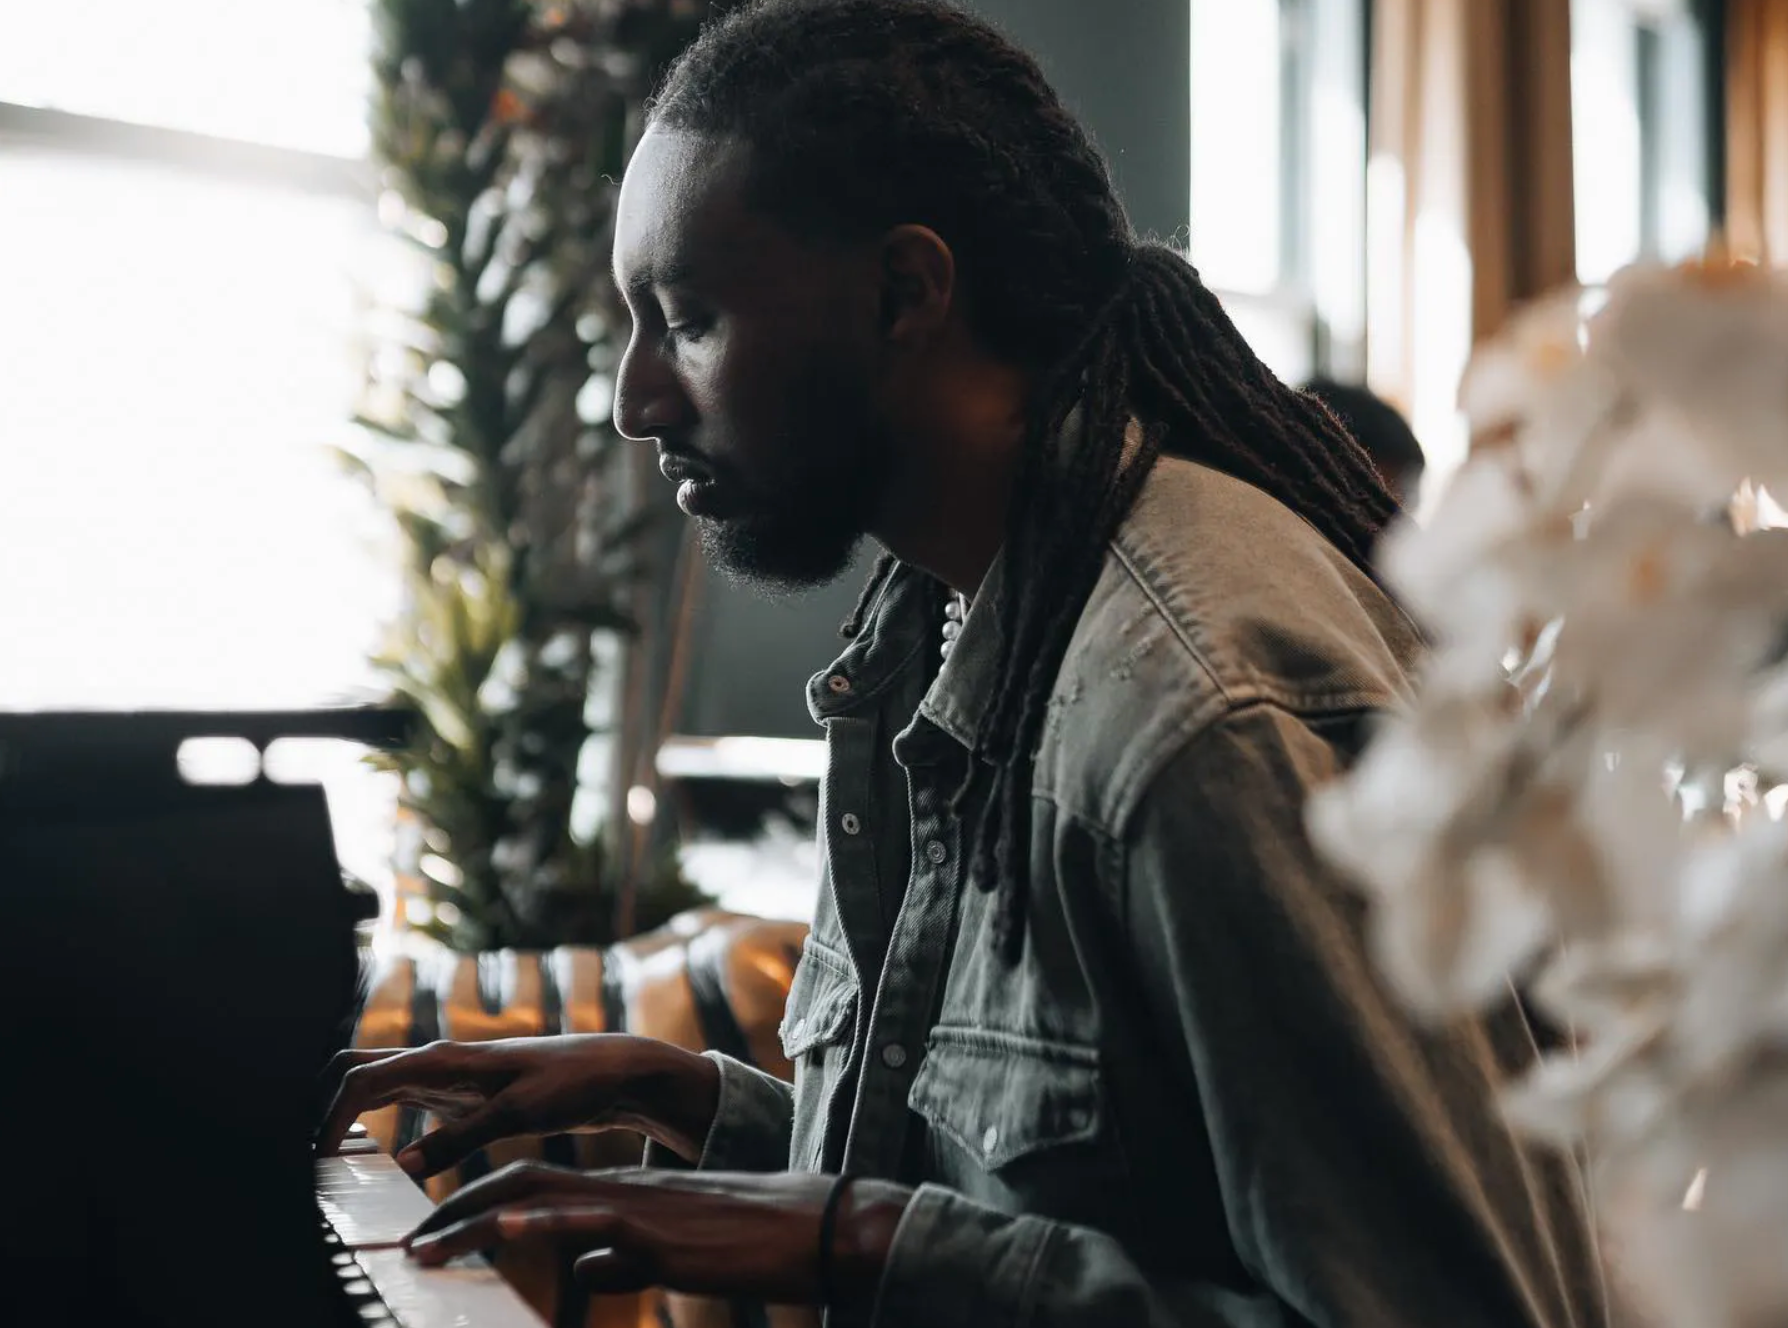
[686,454,1607,1328]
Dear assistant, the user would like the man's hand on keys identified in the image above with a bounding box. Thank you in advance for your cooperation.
[404,1163,911,1309]
[316,1035,722,1175]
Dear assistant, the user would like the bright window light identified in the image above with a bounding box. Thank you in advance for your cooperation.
[0,5,397,889]
[1572,0,1709,283]
[1573,0,1646,285]
[0,0,371,157]
[0,152,397,712]
[1190,0,1283,295]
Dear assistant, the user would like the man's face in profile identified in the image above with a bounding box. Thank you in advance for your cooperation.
[610,128,896,592]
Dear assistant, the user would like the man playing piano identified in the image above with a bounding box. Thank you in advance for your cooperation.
[321,2,1609,1324]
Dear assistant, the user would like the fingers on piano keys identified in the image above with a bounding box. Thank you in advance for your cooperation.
[322,1221,400,1327]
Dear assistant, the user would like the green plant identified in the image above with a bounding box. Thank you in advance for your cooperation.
[344,0,714,950]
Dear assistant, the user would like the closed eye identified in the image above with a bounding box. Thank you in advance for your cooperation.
[663,313,714,348]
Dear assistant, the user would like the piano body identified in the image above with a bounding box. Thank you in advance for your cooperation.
[0,709,542,1328]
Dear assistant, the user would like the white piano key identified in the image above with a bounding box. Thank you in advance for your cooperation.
[316,1151,547,1325]
[356,1248,546,1328]
[315,1154,437,1249]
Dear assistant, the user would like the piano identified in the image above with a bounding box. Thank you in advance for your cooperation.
[0,708,540,1327]
[319,1131,544,1327]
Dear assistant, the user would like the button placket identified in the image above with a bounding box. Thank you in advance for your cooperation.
[835,757,971,1178]
[816,714,886,982]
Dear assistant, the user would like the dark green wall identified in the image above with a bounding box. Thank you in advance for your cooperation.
[968,0,1191,243]
[679,0,1191,740]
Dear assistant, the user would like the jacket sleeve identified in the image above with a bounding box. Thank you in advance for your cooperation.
[864,701,1603,1328]
[643,1051,794,1173]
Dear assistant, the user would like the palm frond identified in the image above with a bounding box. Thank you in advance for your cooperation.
[352,0,715,950]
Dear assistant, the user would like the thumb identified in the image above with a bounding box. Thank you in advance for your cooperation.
[397,1097,523,1178]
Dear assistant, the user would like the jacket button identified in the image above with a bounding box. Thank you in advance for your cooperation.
[827,674,852,695]
[981,1126,999,1156]
[925,840,948,865]
[840,813,862,836]
[880,1042,908,1070]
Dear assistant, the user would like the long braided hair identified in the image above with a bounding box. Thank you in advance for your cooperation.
[650,0,1399,961]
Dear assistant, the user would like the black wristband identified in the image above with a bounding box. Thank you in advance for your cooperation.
[816,1173,854,1306]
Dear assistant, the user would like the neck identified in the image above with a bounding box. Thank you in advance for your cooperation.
[872,364,1029,597]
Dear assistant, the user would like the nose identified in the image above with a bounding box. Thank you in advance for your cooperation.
[613,329,693,443]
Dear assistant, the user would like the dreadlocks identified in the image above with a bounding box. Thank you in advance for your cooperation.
[650,0,1400,962]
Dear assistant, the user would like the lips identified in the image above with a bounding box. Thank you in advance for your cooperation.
[657,450,728,517]
[656,451,713,485]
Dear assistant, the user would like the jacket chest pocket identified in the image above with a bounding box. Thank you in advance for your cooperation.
[779,937,858,1171]
[907,1027,1121,1217]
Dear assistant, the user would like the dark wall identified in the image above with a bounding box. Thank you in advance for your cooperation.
[679,559,867,739]
[676,0,1191,740]
[967,0,1191,243]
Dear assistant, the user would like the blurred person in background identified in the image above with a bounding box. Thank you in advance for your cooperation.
[1304,376,1428,511]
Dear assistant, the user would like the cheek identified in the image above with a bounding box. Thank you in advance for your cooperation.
[682,334,776,434]
[798,348,882,444]
[708,336,870,458]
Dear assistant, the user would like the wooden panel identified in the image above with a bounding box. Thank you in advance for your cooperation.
[1728,0,1788,263]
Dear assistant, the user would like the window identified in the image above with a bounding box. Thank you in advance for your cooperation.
[1573,0,1712,286]
[0,3,400,889]
[0,0,370,157]
[1189,0,1367,383]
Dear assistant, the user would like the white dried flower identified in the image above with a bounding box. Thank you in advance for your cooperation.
[1592,261,1788,499]
[1315,251,1788,1328]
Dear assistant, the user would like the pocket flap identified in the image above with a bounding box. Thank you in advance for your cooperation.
[778,939,858,1059]
[907,1028,1102,1169]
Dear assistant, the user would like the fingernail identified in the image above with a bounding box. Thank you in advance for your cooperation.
[496,1210,532,1236]
[396,1149,424,1176]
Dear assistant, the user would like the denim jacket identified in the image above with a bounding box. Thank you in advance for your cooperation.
[688,453,1607,1328]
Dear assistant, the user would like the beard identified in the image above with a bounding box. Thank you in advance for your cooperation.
[695,499,868,593]
[695,362,891,593]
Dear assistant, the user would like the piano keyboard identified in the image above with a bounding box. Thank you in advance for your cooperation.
[317,1152,545,1328]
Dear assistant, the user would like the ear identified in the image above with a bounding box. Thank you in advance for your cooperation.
[877,225,956,346]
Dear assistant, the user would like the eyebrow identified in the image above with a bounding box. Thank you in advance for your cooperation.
[622,257,697,306]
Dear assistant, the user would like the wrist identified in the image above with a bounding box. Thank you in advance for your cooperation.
[827,1180,911,1310]
[608,1040,720,1162]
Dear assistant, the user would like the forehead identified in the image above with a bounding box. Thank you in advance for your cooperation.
[614,128,779,294]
